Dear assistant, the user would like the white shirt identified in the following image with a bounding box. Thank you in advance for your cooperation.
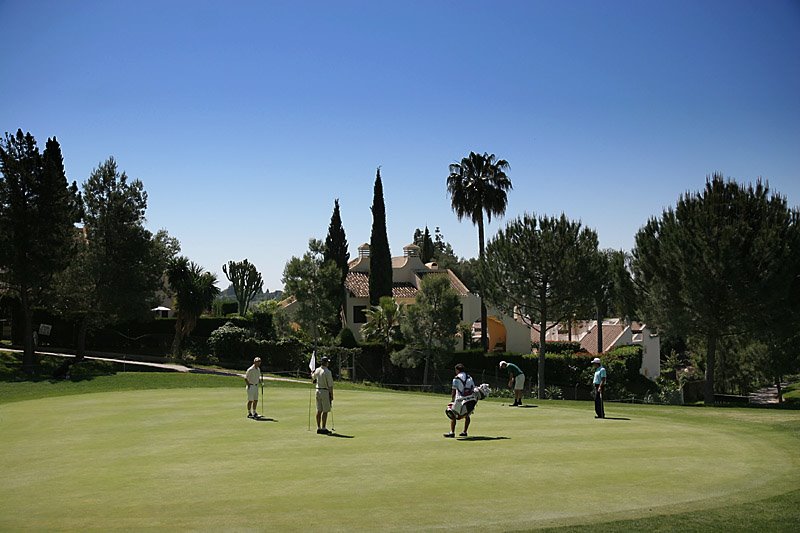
[245,365,261,386]
[313,367,334,390]
[451,371,475,400]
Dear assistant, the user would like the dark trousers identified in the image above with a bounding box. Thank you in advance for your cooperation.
[594,386,605,418]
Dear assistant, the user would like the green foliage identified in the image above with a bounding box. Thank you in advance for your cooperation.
[324,198,350,285]
[633,174,800,404]
[532,341,584,354]
[369,167,392,306]
[51,157,167,356]
[413,226,435,263]
[213,299,238,317]
[282,238,342,342]
[480,212,599,398]
[207,321,251,361]
[222,259,264,315]
[544,385,564,400]
[336,327,359,348]
[396,275,461,385]
[0,130,82,372]
[361,296,403,349]
[447,151,513,352]
[166,257,220,359]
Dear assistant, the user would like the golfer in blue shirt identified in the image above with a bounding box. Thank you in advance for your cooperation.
[592,357,606,418]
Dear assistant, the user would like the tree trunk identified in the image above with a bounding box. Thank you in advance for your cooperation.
[478,217,488,353]
[538,318,547,400]
[21,293,35,375]
[704,334,717,405]
[76,316,88,361]
[423,352,430,387]
[776,376,783,404]
[596,309,603,354]
[171,317,184,359]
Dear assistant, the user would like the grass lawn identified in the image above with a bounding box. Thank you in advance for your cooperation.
[1,371,799,531]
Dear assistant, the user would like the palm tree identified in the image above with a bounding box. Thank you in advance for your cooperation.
[447,151,512,352]
[166,256,220,359]
[361,296,403,378]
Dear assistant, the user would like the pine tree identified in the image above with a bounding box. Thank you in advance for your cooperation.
[369,168,393,306]
[0,131,81,373]
[479,213,598,398]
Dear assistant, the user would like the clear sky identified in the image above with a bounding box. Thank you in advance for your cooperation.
[2,0,799,291]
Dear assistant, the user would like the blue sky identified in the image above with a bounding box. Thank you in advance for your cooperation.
[2,0,799,291]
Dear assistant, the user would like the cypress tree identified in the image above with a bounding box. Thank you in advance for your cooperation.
[369,168,393,306]
[324,198,350,285]
[324,198,350,332]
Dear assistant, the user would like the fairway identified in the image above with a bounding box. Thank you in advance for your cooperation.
[1,379,799,531]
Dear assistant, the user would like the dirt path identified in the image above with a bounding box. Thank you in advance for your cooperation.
[749,382,791,405]
[2,348,307,384]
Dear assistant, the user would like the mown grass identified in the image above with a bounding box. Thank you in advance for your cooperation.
[1,365,799,531]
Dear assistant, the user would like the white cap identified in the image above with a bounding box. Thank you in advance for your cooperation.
[499,360,507,367]
[591,357,601,364]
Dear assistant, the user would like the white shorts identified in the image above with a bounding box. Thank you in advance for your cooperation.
[316,389,332,413]
[513,374,525,391]
[247,384,259,401]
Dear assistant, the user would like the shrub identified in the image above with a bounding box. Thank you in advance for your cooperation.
[336,327,359,348]
[208,322,251,362]
[544,385,564,400]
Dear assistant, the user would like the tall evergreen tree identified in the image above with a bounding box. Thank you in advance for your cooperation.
[633,174,798,404]
[479,213,598,398]
[369,168,392,306]
[412,226,435,263]
[0,130,81,373]
[324,198,350,283]
[324,198,350,330]
[52,159,169,357]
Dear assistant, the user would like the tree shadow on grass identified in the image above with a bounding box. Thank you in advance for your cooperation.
[457,436,510,441]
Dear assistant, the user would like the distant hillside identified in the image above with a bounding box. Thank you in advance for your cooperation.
[218,285,283,302]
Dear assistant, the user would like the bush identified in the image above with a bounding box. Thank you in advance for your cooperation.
[336,327,359,348]
[208,322,251,362]
[544,385,564,400]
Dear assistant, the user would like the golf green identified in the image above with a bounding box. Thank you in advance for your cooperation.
[1,382,798,531]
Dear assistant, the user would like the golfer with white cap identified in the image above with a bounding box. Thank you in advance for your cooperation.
[499,360,525,406]
[591,357,606,418]
[244,357,262,419]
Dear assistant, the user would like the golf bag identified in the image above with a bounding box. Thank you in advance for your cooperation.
[445,383,491,420]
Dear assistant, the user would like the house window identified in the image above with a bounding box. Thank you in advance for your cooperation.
[353,305,367,324]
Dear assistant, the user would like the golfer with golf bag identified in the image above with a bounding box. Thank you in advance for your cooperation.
[444,363,490,438]
[244,357,262,419]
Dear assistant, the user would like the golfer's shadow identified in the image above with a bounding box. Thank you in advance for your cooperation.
[457,436,510,441]
[327,431,354,438]
[601,417,630,421]
[253,417,278,422]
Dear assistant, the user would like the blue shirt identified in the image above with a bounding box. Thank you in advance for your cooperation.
[593,366,607,385]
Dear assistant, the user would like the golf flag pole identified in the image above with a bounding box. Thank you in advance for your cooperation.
[260,370,264,418]
[307,350,316,431]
